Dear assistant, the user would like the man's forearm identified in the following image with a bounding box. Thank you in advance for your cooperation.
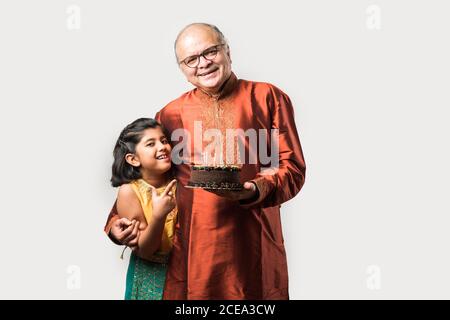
[104,202,122,245]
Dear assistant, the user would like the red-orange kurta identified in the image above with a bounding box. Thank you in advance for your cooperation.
[105,73,306,299]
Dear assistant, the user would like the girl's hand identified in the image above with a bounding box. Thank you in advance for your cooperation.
[149,179,177,220]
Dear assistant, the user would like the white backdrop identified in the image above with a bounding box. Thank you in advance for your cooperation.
[0,0,449,299]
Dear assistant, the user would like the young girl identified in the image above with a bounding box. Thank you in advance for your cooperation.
[111,118,177,300]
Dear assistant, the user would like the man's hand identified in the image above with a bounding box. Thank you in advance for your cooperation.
[205,181,258,202]
[110,217,140,249]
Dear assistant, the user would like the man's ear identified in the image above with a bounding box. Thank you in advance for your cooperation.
[226,45,231,61]
[125,153,140,167]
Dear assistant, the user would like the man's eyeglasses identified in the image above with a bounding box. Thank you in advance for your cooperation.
[179,44,226,68]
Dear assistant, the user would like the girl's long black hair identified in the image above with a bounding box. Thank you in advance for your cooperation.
[110,118,164,187]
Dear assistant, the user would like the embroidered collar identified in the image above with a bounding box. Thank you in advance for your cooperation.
[194,72,238,101]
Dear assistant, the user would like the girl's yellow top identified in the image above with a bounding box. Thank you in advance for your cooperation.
[129,179,177,258]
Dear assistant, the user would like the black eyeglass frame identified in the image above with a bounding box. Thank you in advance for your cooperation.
[178,43,226,68]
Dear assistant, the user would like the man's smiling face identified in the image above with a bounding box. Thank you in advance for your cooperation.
[176,25,232,95]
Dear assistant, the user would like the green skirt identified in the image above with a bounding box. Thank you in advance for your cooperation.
[125,253,168,300]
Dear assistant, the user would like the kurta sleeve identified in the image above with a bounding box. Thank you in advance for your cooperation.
[241,87,306,208]
[103,200,122,245]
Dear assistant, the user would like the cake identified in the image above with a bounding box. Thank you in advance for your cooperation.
[186,165,243,190]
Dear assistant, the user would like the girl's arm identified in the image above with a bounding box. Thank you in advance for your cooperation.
[116,184,166,260]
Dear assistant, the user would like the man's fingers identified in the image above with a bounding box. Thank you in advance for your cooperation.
[243,181,256,191]
[127,228,141,247]
[117,220,135,241]
[126,221,139,241]
[117,217,133,229]
[123,221,140,245]
[127,236,139,247]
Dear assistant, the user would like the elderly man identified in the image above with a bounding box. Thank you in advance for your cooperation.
[105,23,306,299]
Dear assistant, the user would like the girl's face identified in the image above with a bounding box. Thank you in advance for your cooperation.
[126,127,172,176]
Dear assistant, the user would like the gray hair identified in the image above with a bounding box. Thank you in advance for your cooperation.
[174,23,228,62]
